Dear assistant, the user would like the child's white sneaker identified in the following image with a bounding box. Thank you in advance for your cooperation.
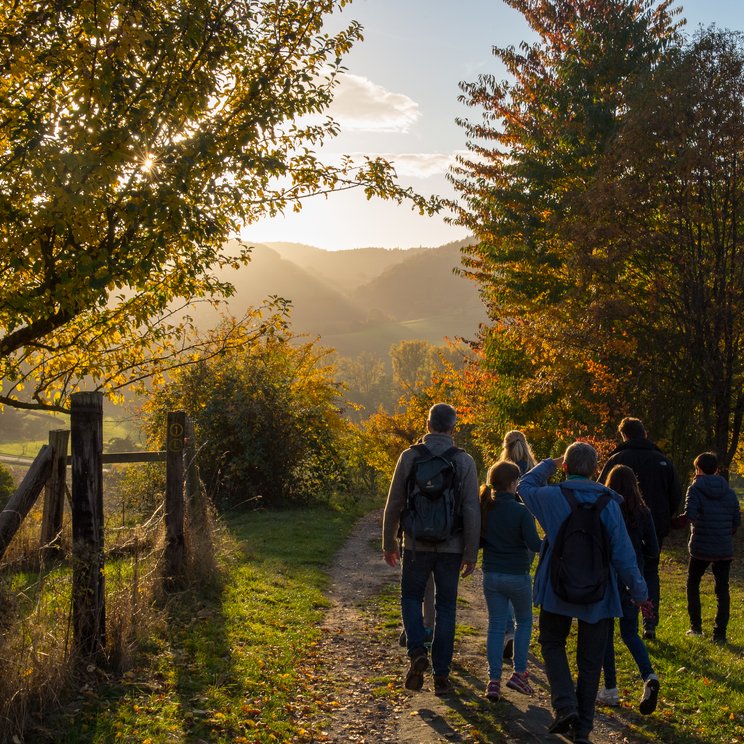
[596,686,619,706]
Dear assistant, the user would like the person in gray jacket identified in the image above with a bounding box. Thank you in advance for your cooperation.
[673,452,741,643]
[382,403,480,697]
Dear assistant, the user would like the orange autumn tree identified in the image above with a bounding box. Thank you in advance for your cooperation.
[450,0,681,448]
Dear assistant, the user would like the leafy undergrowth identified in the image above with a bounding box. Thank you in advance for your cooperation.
[42,506,356,744]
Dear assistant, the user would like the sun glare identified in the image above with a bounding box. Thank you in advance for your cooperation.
[141,154,156,173]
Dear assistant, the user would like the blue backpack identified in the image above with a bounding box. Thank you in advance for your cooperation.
[400,444,463,544]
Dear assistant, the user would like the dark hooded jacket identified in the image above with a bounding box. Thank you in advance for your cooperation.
[598,438,682,539]
[683,474,741,561]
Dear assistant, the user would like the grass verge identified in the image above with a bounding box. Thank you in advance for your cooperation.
[41,506,357,744]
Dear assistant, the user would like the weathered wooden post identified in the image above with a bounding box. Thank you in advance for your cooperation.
[40,429,70,561]
[164,410,186,583]
[0,445,53,561]
[71,392,106,661]
[184,416,210,543]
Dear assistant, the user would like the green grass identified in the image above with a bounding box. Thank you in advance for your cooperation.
[601,526,744,743]
[368,516,743,744]
[44,506,357,744]
[16,498,742,743]
[0,415,136,459]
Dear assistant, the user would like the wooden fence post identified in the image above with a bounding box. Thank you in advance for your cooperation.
[40,429,70,561]
[71,392,106,661]
[0,445,53,561]
[164,410,186,583]
[184,417,210,541]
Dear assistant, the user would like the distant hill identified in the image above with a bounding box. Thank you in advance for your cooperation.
[263,242,429,292]
[195,238,486,357]
[354,240,481,321]
[189,242,369,336]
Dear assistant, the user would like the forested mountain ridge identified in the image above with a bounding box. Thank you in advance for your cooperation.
[197,238,486,356]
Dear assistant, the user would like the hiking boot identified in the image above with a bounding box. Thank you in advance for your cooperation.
[596,686,619,706]
[502,632,515,662]
[547,708,579,734]
[505,670,533,695]
[639,673,660,715]
[643,627,656,640]
[712,626,727,644]
[685,627,703,637]
[404,653,429,691]
[433,675,454,696]
[484,679,501,701]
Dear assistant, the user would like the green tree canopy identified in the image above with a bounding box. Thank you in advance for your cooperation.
[0,0,432,412]
[577,28,744,467]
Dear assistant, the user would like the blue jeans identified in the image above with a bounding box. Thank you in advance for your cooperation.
[602,592,654,688]
[539,609,610,739]
[483,571,533,679]
[401,549,461,677]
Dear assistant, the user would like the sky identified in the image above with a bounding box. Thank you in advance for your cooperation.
[243,0,744,251]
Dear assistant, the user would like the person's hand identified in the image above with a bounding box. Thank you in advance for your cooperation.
[383,550,399,568]
[637,599,655,620]
[461,561,476,578]
[552,455,564,468]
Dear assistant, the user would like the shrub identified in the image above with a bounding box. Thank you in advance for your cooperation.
[0,464,15,509]
[145,333,354,509]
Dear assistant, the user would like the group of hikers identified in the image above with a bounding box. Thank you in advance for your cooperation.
[382,404,741,744]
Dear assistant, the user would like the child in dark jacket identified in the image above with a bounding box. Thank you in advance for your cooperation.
[597,465,660,715]
[674,452,741,643]
[480,461,542,701]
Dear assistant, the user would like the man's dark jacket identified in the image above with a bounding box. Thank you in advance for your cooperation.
[598,438,682,539]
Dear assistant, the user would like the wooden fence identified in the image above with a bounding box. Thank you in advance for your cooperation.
[0,391,201,662]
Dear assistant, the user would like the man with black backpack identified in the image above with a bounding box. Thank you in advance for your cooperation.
[382,403,480,697]
[518,442,651,744]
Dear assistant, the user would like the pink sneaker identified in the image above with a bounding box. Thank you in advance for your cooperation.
[484,679,501,700]
[506,670,533,695]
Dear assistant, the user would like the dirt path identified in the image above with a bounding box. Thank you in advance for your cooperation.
[306,509,654,743]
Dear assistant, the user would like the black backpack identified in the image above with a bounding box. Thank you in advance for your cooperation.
[549,486,613,604]
[400,444,463,544]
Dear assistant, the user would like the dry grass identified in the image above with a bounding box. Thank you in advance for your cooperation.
[0,466,218,743]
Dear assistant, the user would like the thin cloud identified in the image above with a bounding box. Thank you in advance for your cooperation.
[323,151,468,178]
[328,73,420,132]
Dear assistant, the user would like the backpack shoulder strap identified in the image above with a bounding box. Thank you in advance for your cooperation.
[558,483,578,509]
[440,446,463,461]
[595,489,613,513]
[408,443,432,460]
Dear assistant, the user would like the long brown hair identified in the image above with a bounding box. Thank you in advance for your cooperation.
[603,464,649,529]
